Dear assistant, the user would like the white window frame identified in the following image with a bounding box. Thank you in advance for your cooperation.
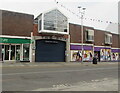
[105,33,112,44]
[38,8,69,35]
[85,29,94,42]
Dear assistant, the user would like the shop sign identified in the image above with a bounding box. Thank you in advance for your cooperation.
[0,37,31,44]
[42,36,66,41]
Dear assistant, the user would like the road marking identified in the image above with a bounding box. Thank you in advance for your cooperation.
[1,78,18,82]
[1,67,117,76]
[33,65,38,66]
[9,65,14,67]
[20,65,24,66]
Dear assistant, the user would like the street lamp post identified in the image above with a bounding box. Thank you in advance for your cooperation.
[78,6,86,63]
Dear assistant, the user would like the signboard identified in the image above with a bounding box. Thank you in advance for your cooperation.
[0,37,31,44]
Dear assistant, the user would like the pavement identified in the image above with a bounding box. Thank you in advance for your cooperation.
[0,61,118,68]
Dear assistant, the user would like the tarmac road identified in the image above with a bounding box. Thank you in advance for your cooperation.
[1,62,119,91]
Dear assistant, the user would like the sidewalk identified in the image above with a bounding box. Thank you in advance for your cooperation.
[0,61,118,68]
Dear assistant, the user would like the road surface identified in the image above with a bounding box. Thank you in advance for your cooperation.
[1,62,118,91]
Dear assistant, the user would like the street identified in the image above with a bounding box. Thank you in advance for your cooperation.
[1,62,118,91]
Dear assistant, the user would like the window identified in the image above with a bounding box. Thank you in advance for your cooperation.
[43,9,68,32]
[105,33,112,44]
[38,14,42,31]
[39,20,42,31]
[85,29,94,42]
[23,44,29,61]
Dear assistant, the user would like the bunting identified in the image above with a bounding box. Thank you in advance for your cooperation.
[54,0,118,25]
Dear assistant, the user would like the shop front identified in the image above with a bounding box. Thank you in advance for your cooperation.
[111,49,120,61]
[94,46,111,62]
[0,37,31,62]
[70,44,93,62]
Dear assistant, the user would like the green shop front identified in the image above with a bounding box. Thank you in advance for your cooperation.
[0,37,31,62]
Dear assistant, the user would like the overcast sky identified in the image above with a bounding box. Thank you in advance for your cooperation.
[0,0,119,34]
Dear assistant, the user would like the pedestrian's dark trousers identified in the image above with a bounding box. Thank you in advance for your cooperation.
[93,58,97,64]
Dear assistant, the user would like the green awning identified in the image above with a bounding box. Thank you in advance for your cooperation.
[0,37,31,44]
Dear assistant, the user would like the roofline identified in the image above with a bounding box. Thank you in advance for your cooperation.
[69,22,94,29]
[1,9,34,17]
[35,7,68,20]
[69,22,119,35]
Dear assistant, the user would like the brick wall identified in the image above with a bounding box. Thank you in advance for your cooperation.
[2,10,34,37]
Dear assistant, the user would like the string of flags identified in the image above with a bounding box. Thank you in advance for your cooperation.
[54,0,119,25]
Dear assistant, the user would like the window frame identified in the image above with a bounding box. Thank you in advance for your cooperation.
[38,9,69,35]
[85,29,94,42]
[105,33,112,44]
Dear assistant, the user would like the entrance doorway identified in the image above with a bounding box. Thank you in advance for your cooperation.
[35,39,66,62]
[4,45,21,61]
[94,51,100,62]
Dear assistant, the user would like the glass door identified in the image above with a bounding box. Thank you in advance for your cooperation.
[10,45,15,60]
[23,44,30,61]
[2,45,5,61]
[16,45,20,60]
[4,45,9,60]
[4,45,16,61]
[4,44,21,61]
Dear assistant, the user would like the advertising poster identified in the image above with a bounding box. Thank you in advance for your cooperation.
[111,52,119,61]
[100,49,111,61]
[83,50,93,61]
[71,50,93,62]
[71,50,82,61]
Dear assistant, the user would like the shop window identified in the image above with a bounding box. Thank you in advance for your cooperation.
[23,44,29,61]
[85,29,94,42]
[105,33,112,44]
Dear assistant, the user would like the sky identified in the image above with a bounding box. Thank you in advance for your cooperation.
[0,0,119,34]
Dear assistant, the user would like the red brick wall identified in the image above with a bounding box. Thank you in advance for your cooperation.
[33,22,119,48]
[112,34,119,48]
[33,24,39,36]
[69,23,94,44]
[94,29,105,46]
[2,10,34,37]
